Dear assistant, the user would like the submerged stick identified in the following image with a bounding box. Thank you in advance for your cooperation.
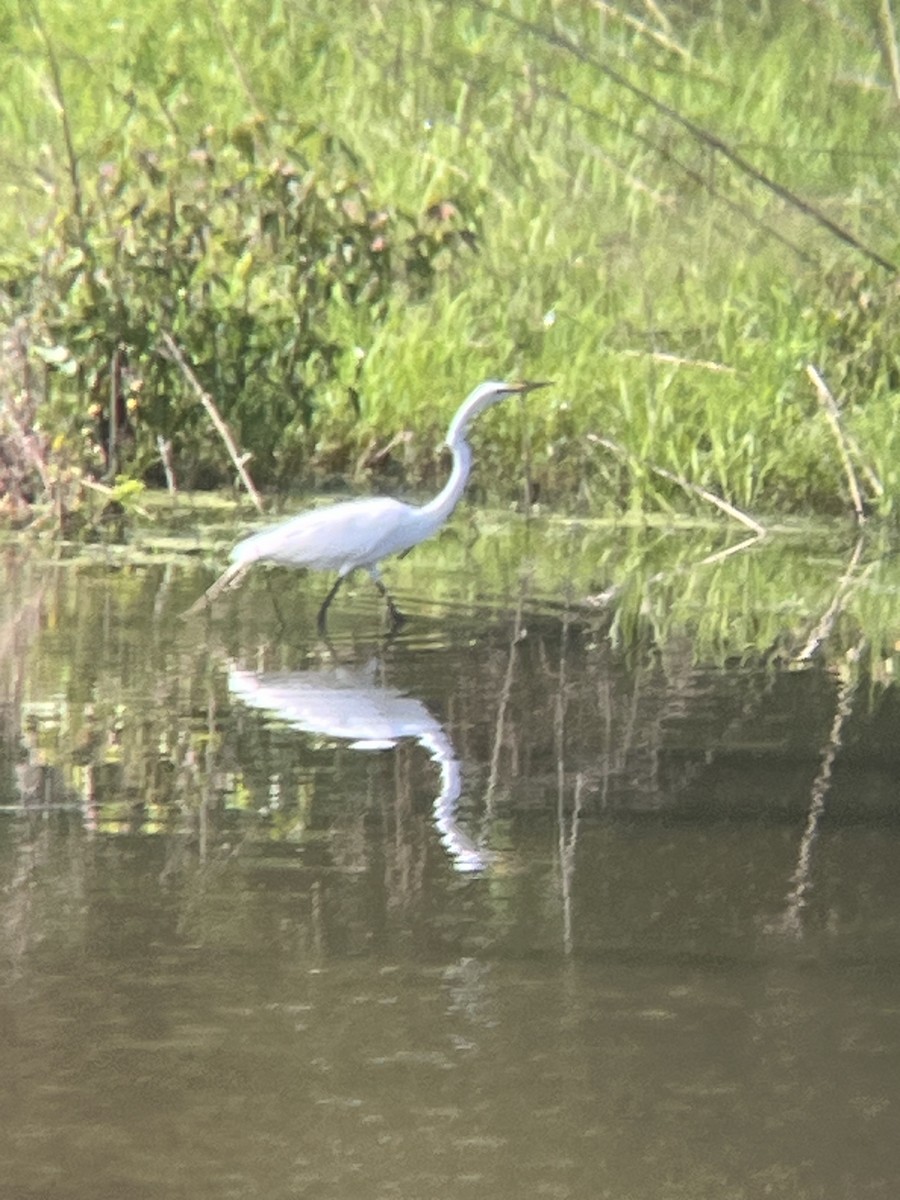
[554,607,583,956]
[693,533,765,569]
[182,561,250,618]
[588,432,767,535]
[156,435,177,494]
[779,638,865,936]
[161,331,264,513]
[486,589,527,809]
[794,535,872,663]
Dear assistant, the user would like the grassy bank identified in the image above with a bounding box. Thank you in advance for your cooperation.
[2,0,899,524]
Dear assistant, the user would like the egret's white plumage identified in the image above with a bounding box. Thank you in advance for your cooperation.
[187,378,550,630]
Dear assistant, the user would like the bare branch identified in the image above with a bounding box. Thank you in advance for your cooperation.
[805,364,881,523]
[617,349,737,374]
[161,332,264,513]
[880,0,900,105]
[588,433,767,535]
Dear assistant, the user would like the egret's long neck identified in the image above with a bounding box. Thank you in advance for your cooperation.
[418,435,473,525]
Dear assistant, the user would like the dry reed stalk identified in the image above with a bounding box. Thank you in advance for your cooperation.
[805,363,882,523]
[161,331,264,513]
[587,432,767,535]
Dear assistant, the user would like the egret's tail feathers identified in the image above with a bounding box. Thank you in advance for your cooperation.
[181,562,248,618]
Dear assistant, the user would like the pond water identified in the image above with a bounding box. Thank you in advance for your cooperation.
[1,520,899,1200]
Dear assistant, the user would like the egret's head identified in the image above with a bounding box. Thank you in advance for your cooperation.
[446,379,552,447]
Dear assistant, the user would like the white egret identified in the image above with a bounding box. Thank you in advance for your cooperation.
[188,379,551,631]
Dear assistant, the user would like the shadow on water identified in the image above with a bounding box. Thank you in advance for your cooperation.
[2,524,900,1199]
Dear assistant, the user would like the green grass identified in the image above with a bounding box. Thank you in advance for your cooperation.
[2,0,899,519]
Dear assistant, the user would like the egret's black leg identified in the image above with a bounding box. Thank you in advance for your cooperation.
[372,576,406,630]
[317,575,346,636]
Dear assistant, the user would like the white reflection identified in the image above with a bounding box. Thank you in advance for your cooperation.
[227,662,491,873]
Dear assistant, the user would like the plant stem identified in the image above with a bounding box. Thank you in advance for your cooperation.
[161,332,264,513]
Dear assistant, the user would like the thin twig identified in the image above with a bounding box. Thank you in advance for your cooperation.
[593,0,694,64]
[794,536,872,663]
[354,430,412,475]
[3,403,52,500]
[554,608,581,955]
[161,331,264,512]
[880,0,900,105]
[692,533,766,569]
[107,346,119,481]
[805,364,880,523]
[588,432,767,535]
[80,476,150,518]
[156,436,177,494]
[826,402,882,498]
[587,531,763,604]
[641,0,672,33]
[518,393,534,513]
[584,528,764,607]
[182,561,249,618]
[486,590,527,809]
[617,348,737,374]
[27,1,84,233]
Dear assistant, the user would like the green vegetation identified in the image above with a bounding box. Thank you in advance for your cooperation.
[2,0,899,527]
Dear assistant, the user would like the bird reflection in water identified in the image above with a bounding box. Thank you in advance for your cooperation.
[227,661,491,873]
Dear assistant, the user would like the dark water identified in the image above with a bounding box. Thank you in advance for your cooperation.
[2,539,900,1199]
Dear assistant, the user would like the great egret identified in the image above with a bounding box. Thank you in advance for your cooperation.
[187,379,551,631]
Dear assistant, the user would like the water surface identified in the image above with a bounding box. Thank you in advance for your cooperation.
[2,528,899,1199]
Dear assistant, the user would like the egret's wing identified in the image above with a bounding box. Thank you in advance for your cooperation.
[231,497,416,573]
